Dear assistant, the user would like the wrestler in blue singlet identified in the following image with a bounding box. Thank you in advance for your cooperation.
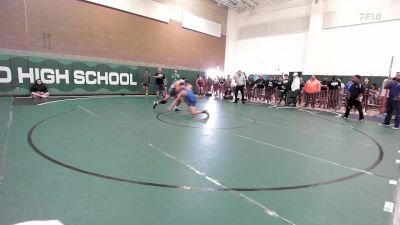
[185,88,197,107]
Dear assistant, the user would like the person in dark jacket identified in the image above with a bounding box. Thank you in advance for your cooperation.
[343,75,365,121]
[327,76,342,110]
[254,75,265,102]
[381,72,400,129]
[154,67,166,99]
[275,74,290,106]
[30,79,50,98]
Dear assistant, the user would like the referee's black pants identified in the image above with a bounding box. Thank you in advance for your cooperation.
[278,90,288,105]
[235,85,245,103]
[344,98,364,120]
[384,99,400,128]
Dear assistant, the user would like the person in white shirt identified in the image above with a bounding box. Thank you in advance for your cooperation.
[233,70,246,103]
[289,73,301,107]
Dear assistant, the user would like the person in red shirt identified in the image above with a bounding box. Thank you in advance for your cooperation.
[304,75,321,108]
[196,74,205,97]
[217,76,225,99]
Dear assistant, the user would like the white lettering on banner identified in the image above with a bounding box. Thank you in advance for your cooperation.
[0,66,12,83]
[16,68,70,84]
[85,71,97,85]
[73,70,85,84]
[12,67,137,86]
[97,71,108,85]
[40,68,55,84]
[130,73,137,85]
[56,69,70,84]
[120,73,130,85]
[34,68,41,81]
[18,67,35,83]
[108,72,119,85]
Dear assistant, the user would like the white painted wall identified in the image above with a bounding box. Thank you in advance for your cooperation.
[85,0,170,23]
[225,0,400,77]
[154,0,228,34]
[303,0,324,74]
[182,11,222,37]
[224,10,240,74]
[319,20,400,76]
[225,2,311,74]
[236,32,308,74]
[319,0,400,76]
[323,0,400,28]
[85,0,223,38]
[239,3,311,27]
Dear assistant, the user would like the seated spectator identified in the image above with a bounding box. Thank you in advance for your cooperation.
[30,79,50,98]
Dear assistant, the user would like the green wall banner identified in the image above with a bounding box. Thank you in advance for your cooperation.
[0,53,201,96]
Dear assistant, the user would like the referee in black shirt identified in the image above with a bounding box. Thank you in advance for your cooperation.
[343,75,365,121]
[154,68,166,99]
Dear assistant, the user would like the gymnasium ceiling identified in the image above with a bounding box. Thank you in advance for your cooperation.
[214,0,312,12]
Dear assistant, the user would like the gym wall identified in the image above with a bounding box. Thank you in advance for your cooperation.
[0,52,201,96]
[226,0,400,76]
[0,0,226,72]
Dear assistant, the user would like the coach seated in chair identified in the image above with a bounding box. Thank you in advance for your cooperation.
[30,79,50,98]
